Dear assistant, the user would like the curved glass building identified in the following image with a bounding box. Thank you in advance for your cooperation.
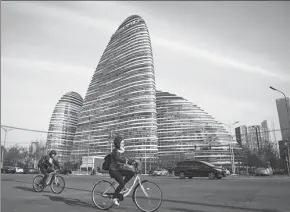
[46,92,83,162]
[156,91,232,166]
[72,15,158,163]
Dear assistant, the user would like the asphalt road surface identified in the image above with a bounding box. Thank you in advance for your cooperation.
[1,174,290,212]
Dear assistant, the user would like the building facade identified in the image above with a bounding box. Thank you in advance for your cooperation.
[235,125,248,147]
[46,92,83,162]
[72,15,158,164]
[247,125,261,152]
[276,97,290,141]
[156,91,233,166]
[261,120,271,144]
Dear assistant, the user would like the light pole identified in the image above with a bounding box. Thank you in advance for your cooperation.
[270,86,290,126]
[1,127,14,168]
[223,121,239,174]
[87,116,91,174]
[145,144,147,175]
[270,86,290,175]
[224,121,240,141]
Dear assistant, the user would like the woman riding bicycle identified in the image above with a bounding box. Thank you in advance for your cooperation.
[109,136,136,206]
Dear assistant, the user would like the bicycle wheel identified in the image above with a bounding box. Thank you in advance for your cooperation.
[91,180,115,210]
[51,175,65,194]
[133,180,163,212]
[33,175,44,192]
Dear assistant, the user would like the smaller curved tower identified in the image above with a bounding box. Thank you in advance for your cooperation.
[46,92,83,162]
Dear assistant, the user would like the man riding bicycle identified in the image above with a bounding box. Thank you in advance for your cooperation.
[38,150,60,186]
[109,136,137,206]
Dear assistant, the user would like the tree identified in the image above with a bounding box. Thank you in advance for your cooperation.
[261,142,280,169]
[1,145,7,155]
[1,145,7,167]
[241,142,280,170]
[3,145,34,168]
[4,145,22,166]
[21,147,35,168]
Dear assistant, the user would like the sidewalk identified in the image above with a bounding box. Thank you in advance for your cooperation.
[71,171,110,176]
[228,173,290,178]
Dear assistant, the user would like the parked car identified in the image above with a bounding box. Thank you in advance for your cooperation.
[15,167,24,174]
[255,167,273,176]
[23,168,40,174]
[273,169,284,175]
[152,169,169,176]
[1,166,16,174]
[174,160,225,180]
[59,168,72,175]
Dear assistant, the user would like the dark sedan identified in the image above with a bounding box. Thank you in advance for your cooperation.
[174,160,225,180]
[59,168,72,175]
[1,166,16,174]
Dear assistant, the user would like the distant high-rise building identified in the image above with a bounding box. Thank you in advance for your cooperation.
[247,125,261,151]
[30,142,39,154]
[261,120,272,147]
[235,125,248,147]
[276,97,290,140]
[46,92,83,162]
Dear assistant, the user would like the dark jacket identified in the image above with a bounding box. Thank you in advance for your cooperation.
[38,155,60,170]
[109,148,126,170]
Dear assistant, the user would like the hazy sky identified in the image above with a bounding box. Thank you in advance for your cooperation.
[1,1,290,147]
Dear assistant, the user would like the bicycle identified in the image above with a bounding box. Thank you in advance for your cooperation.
[33,170,65,194]
[91,162,163,212]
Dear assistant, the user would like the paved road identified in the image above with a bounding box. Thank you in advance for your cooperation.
[1,174,290,212]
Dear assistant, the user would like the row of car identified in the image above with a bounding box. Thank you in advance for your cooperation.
[1,166,39,174]
[151,160,282,179]
[149,160,230,180]
[1,166,72,175]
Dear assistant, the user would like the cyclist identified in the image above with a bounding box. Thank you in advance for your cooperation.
[109,136,136,206]
[37,150,60,187]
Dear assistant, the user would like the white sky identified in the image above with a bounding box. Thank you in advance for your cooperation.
[1,1,289,147]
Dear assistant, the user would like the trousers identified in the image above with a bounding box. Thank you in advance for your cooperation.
[109,168,134,199]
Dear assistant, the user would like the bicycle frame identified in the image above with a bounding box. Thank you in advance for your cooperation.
[110,172,149,198]
[47,172,59,185]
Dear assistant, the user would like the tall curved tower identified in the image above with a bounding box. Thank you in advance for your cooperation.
[72,15,158,164]
[156,91,231,165]
[46,92,83,163]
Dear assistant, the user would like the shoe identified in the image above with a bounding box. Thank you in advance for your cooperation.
[113,198,120,206]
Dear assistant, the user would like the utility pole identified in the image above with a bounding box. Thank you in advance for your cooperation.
[269,86,290,175]
[288,145,290,175]
[224,121,239,174]
[145,144,147,175]
[1,127,14,168]
[87,116,91,174]
[286,140,290,175]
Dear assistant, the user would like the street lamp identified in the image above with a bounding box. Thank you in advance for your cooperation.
[87,115,91,174]
[269,86,290,129]
[270,86,290,126]
[223,121,240,141]
[270,86,290,175]
[1,127,14,167]
[222,121,239,175]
